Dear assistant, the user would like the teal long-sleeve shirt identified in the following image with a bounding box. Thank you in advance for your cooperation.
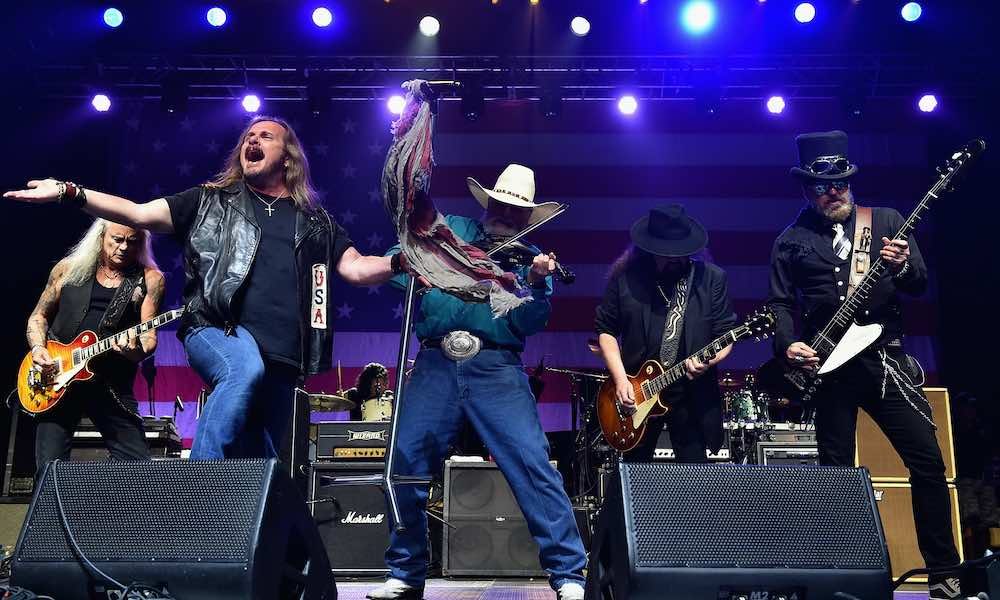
[385,215,553,350]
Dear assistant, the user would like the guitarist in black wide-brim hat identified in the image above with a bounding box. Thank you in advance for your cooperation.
[595,204,738,462]
[767,130,961,599]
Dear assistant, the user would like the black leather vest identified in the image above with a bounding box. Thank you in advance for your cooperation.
[178,183,335,375]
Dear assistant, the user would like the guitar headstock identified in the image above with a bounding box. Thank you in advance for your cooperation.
[740,306,776,342]
[937,138,986,190]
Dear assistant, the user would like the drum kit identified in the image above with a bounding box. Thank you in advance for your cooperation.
[304,362,394,422]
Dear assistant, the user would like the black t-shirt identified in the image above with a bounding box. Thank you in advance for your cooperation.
[76,279,135,387]
[77,279,116,336]
[164,186,354,367]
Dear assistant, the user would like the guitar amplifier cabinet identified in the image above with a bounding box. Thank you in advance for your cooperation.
[309,462,390,575]
[653,428,731,461]
[315,421,391,460]
[856,387,956,481]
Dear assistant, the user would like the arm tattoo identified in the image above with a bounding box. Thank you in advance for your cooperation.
[27,263,65,348]
[138,271,166,353]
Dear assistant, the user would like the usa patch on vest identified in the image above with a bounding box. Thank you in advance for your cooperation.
[311,264,327,329]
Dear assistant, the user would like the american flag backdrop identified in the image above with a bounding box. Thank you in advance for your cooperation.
[110,98,939,448]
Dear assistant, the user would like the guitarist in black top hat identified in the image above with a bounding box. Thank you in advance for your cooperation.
[767,130,960,599]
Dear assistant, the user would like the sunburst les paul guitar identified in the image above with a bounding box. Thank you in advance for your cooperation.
[597,307,775,453]
[17,307,185,414]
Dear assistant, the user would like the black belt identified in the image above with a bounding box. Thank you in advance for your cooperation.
[420,337,522,354]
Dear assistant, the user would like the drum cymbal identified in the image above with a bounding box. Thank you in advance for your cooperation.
[308,392,356,412]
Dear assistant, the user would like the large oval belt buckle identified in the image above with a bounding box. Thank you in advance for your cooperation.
[440,331,482,361]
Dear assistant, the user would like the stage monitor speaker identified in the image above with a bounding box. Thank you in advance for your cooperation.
[872,481,963,581]
[588,462,892,600]
[442,460,544,577]
[11,459,336,600]
[309,462,390,575]
[857,387,956,481]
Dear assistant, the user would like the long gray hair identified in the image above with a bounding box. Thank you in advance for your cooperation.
[60,219,159,286]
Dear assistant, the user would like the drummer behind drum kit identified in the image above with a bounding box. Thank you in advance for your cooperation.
[304,362,395,422]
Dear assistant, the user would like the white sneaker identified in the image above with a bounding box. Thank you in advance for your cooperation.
[557,581,585,600]
[366,578,424,600]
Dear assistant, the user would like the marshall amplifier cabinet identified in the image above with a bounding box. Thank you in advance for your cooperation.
[316,421,391,460]
[309,462,390,575]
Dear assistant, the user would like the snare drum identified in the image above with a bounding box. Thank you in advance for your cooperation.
[729,390,759,423]
[360,392,393,421]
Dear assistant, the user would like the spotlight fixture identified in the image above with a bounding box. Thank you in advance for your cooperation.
[917,94,938,113]
[530,0,540,5]
[92,94,112,112]
[901,2,922,22]
[242,94,261,113]
[681,1,717,36]
[617,95,638,116]
[312,7,333,28]
[103,7,123,28]
[766,95,786,114]
[539,84,563,118]
[160,71,189,113]
[207,7,227,27]
[419,15,440,37]
[794,3,815,23]
[387,95,406,115]
[571,17,591,36]
[461,80,485,121]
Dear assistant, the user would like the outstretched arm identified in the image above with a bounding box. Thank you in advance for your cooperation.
[5,178,174,233]
[336,247,396,286]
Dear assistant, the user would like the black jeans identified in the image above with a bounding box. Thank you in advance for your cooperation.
[34,378,150,474]
[623,393,711,464]
[813,348,959,569]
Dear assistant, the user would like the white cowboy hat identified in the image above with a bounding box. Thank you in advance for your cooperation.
[466,164,562,227]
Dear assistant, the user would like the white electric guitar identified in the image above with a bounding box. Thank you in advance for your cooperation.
[758,139,985,404]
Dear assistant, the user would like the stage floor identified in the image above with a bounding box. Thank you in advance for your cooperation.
[333,579,933,599]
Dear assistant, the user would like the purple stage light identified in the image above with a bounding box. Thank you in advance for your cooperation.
[92,94,112,112]
[571,17,591,36]
[681,1,716,35]
[617,95,638,116]
[918,94,938,113]
[207,7,227,27]
[419,16,440,37]
[766,95,786,114]
[242,94,261,113]
[387,95,406,115]
[794,3,815,23]
[312,7,333,27]
[901,2,922,22]
[103,8,123,28]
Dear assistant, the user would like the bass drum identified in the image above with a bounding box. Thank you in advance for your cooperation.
[361,391,393,421]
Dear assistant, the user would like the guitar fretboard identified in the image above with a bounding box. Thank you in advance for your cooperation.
[73,309,184,365]
[641,328,743,401]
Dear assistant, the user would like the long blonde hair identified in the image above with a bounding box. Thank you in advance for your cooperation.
[61,219,159,287]
[207,116,319,212]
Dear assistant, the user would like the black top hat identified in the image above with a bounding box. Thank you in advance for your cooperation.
[629,204,708,258]
[790,130,858,180]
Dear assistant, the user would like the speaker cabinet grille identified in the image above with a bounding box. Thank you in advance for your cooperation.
[623,463,887,570]
[17,459,267,563]
[309,462,390,574]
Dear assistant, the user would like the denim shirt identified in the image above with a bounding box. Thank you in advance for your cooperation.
[386,215,553,350]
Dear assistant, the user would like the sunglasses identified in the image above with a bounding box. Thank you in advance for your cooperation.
[807,155,852,176]
[806,180,850,195]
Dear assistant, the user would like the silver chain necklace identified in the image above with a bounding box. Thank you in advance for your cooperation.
[248,186,286,217]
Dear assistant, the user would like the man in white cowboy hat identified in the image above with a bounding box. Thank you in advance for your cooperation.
[368,164,587,600]
[768,130,960,599]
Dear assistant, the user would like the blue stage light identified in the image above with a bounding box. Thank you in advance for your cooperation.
[571,17,591,36]
[207,7,227,27]
[387,95,406,115]
[103,8,123,28]
[681,1,716,35]
[312,7,333,27]
[766,95,786,114]
[901,2,922,22]
[419,16,440,37]
[92,94,111,112]
[618,95,638,116]
[242,94,261,113]
[918,94,937,113]
[794,3,816,23]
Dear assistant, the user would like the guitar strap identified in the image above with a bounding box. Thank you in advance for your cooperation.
[847,206,873,297]
[98,268,146,337]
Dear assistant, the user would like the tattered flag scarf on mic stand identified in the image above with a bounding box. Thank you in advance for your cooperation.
[380,79,532,317]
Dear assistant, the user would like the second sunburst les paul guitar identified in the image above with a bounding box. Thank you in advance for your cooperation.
[597,307,775,453]
[17,307,185,414]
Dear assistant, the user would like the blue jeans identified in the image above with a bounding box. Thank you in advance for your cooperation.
[184,326,299,460]
[385,348,587,590]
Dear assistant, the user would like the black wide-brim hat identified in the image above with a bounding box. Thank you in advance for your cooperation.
[630,204,708,258]
[790,130,859,181]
